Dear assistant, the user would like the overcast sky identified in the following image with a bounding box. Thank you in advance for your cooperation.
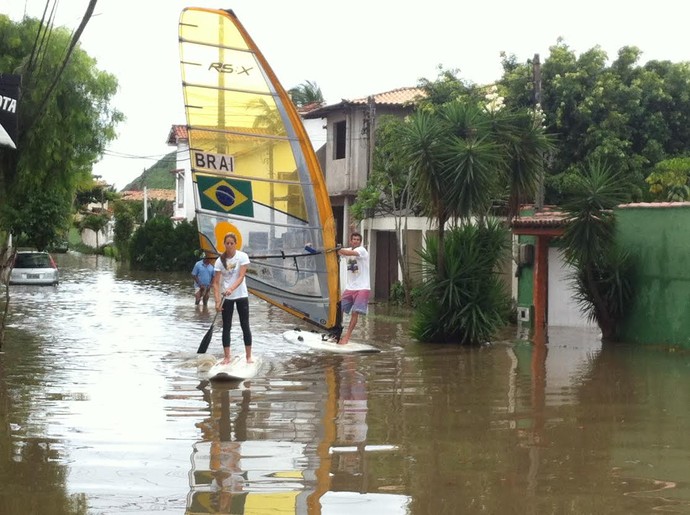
[4,0,690,189]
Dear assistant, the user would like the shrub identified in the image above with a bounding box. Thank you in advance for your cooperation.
[411,220,511,344]
[129,216,199,271]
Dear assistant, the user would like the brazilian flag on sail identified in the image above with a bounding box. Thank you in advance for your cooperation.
[196,174,254,217]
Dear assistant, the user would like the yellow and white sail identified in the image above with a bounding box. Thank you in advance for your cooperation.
[179,8,340,334]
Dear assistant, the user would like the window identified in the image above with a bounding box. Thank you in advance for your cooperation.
[176,173,184,208]
[333,120,346,160]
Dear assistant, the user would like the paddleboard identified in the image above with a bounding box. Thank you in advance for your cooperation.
[208,355,262,381]
[283,329,381,354]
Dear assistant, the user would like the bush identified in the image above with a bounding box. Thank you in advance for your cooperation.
[389,280,422,307]
[411,220,511,345]
[129,216,199,271]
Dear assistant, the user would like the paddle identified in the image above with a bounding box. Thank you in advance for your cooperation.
[197,296,224,354]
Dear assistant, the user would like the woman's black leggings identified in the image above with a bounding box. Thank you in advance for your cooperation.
[221,297,252,348]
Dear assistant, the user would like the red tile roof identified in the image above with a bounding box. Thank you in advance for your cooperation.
[349,87,425,106]
[167,125,188,145]
[120,189,176,202]
[303,87,424,119]
[511,206,567,236]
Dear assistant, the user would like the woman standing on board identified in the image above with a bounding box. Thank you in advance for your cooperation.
[214,232,253,364]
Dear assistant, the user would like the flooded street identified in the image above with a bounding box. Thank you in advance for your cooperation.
[2,252,690,514]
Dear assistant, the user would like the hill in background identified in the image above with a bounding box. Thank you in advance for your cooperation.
[121,151,177,191]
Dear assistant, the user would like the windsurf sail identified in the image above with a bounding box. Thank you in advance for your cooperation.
[179,8,341,335]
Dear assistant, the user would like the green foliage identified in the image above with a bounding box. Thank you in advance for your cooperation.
[75,182,117,209]
[389,75,551,279]
[645,157,690,201]
[79,213,109,234]
[411,220,511,344]
[129,217,198,271]
[571,246,635,326]
[352,116,420,220]
[558,160,634,340]
[500,41,690,203]
[113,202,135,259]
[122,152,176,191]
[0,14,122,249]
[0,188,72,251]
[78,213,110,248]
[560,161,628,266]
[389,281,422,307]
[416,66,481,107]
[287,80,324,107]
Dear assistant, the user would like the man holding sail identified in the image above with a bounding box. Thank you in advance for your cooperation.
[337,232,370,345]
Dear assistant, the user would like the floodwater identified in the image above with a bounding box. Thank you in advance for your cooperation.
[2,253,690,514]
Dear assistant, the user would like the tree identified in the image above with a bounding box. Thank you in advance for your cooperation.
[1,188,72,251]
[129,216,198,271]
[0,13,122,250]
[352,116,421,305]
[288,80,324,108]
[354,70,551,342]
[559,161,635,341]
[79,213,110,248]
[398,76,551,278]
[499,41,690,204]
[645,157,690,201]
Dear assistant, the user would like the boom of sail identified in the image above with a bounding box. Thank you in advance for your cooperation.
[179,8,341,335]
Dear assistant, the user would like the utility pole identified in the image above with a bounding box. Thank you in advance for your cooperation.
[366,95,376,181]
[533,53,544,211]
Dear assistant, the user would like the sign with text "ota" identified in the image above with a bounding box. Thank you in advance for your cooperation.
[0,74,20,150]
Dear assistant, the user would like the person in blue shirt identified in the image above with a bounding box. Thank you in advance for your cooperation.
[192,253,216,306]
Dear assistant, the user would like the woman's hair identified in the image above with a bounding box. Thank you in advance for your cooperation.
[221,232,237,269]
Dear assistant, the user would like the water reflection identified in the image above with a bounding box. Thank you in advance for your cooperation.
[2,252,690,514]
[188,355,408,514]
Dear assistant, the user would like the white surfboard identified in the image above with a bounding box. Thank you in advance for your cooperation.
[208,355,262,381]
[283,329,381,354]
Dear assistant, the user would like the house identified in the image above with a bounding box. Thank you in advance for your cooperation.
[511,202,690,348]
[166,125,193,222]
[303,87,425,299]
[303,87,423,242]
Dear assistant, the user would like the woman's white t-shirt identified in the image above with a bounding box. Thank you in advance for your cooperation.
[214,251,250,299]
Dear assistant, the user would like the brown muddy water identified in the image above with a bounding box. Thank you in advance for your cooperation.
[1,252,690,514]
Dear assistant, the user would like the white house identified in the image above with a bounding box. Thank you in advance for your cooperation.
[166,125,193,222]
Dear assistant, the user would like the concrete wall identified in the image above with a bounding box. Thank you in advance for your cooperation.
[616,203,690,346]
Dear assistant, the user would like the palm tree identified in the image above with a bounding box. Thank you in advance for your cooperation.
[559,161,634,341]
[288,80,324,108]
[399,98,550,277]
[398,95,551,344]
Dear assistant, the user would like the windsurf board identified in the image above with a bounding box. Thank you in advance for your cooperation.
[283,329,381,354]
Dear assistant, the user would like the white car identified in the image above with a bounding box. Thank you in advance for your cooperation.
[9,251,59,286]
